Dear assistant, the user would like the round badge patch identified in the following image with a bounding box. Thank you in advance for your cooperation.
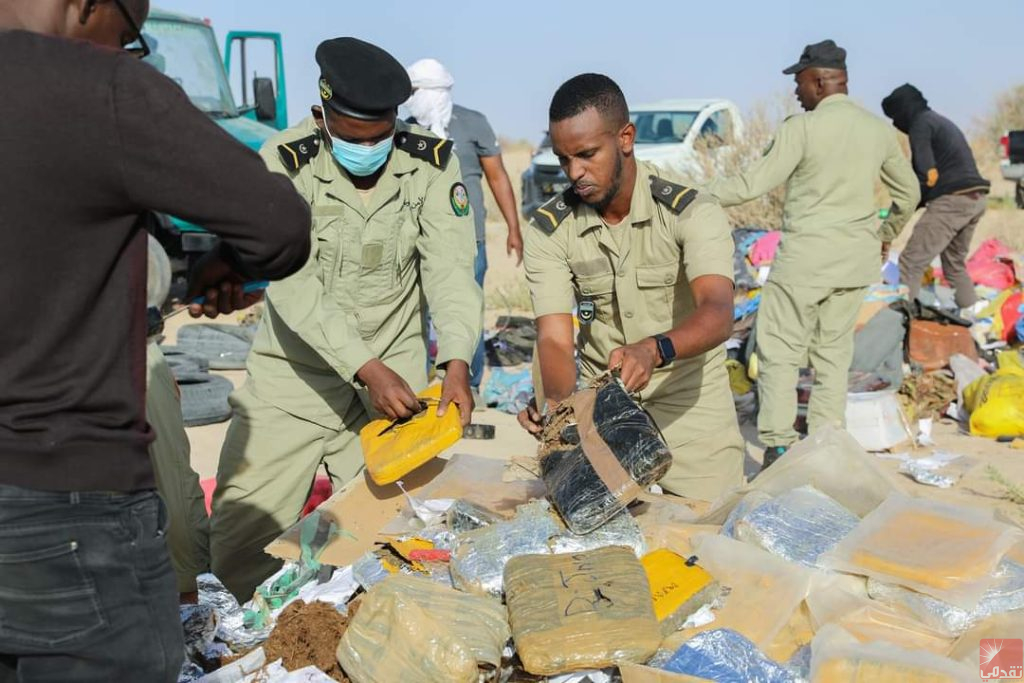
[450,182,470,216]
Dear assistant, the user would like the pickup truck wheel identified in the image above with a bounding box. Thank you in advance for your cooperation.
[176,373,234,427]
[1016,181,1024,209]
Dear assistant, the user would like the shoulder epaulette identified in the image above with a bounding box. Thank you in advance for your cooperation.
[649,175,698,214]
[395,131,453,170]
[277,133,321,171]
[531,190,578,234]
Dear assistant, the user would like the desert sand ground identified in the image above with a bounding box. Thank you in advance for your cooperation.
[170,143,1024,528]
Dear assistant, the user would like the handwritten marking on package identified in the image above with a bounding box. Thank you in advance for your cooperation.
[559,554,616,617]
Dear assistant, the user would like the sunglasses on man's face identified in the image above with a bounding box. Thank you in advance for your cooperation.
[112,0,150,59]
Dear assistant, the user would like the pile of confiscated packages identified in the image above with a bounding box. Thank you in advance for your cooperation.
[727,229,1024,448]
[177,369,1024,683]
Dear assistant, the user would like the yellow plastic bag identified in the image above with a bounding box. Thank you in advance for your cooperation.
[641,549,720,636]
[963,364,1024,438]
[360,383,462,485]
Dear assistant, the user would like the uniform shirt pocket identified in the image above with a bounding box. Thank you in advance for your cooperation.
[311,209,344,290]
[635,261,680,323]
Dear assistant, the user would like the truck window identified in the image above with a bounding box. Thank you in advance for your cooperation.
[630,111,699,144]
[707,110,734,141]
[142,19,238,118]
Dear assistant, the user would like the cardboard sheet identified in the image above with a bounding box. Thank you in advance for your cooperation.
[265,453,543,568]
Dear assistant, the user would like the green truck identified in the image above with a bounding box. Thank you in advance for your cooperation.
[141,8,289,283]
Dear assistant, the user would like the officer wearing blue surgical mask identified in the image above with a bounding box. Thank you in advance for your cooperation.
[208,37,482,600]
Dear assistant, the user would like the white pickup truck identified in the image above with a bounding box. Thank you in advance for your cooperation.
[520,98,744,215]
[999,130,1024,208]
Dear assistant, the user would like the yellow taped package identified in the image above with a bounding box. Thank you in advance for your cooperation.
[504,546,661,675]
[641,549,720,636]
[822,494,1022,610]
[360,383,462,485]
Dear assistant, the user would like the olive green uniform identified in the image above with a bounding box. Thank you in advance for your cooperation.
[707,94,919,447]
[524,160,744,501]
[209,117,481,600]
[146,342,209,594]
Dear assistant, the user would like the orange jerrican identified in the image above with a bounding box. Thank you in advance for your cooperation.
[360,383,463,485]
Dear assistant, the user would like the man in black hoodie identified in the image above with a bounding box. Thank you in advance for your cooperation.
[0,0,310,680]
[882,84,990,311]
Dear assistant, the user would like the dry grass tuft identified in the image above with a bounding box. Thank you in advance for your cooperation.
[693,95,798,230]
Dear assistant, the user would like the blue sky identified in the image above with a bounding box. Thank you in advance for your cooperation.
[156,0,1022,144]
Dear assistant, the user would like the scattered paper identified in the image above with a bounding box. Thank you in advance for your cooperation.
[682,604,717,629]
[916,418,935,447]
[395,480,455,527]
[880,451,975,489]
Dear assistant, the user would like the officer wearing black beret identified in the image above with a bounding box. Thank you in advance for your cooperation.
[209,37,483,600]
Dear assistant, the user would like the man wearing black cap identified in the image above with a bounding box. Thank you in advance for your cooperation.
[882,84,990,313]
[209,37,482,600]
[708,40,919,470]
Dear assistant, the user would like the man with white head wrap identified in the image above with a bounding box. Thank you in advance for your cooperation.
[406,58,523,399]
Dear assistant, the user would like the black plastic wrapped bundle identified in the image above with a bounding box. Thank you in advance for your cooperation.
[539,375,672,534]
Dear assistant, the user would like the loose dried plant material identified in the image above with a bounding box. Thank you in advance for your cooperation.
[263,600,349,682]
[823,495,1022,609]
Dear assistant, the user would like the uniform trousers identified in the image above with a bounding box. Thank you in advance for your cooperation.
[756,281,867,448]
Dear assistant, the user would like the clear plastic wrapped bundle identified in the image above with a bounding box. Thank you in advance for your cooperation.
[721,491,774,538]
[450,501,645,597]
[337,574,510,683]
[656,629,798,682]
[539,375,672,534]
[446,499,504,534]
[733,485,859,569]
[549,508,646,557]
[867,557,1024,636]
[450,501,562,596]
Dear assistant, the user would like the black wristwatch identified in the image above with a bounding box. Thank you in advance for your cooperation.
[653,334,676,368]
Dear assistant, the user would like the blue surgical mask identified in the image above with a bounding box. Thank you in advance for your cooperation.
[323,121,393,177]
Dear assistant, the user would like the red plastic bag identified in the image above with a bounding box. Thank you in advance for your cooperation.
[967,238,1016,289]
[1000,291,1023,343]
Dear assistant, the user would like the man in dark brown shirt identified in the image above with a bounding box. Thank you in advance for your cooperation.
[0,1,311,680]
